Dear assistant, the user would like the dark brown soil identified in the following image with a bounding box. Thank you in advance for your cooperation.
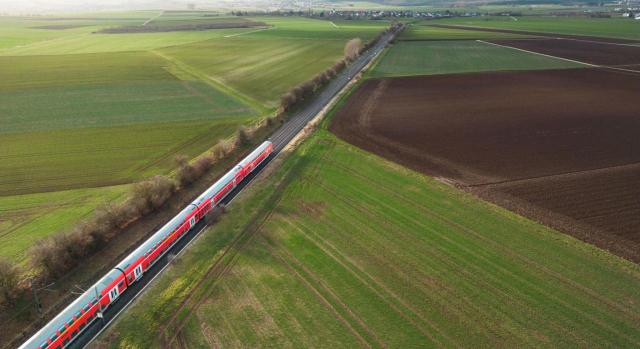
[329,69,640,262]
[488,38,640,66]
[429,24,640,44]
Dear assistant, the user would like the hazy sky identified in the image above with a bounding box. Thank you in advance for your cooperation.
[0,0,285,13]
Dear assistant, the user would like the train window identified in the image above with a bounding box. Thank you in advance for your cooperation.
[72,329,78,337]
[50,334,58,341]
[76,310,82,318]
[79,321,85,330]
[39,340,48,349]
[118,281,125,288]
[58,325,66,333]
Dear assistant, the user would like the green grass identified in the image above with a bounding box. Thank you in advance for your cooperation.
[160,36,346,107]
[0,51,174,90]
[104,130,640,348]
[0,119,247,196]
[0,185,128,264]
[370,40,582,78]
[0,81,253,134]
[155,17,390,108]
[400,24,532,41]
[436,16,640,40]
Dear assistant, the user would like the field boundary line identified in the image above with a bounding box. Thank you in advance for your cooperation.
[467,161,640,188]
[330,21,339,28]
[478,40,640,75]
[143,10,164,26]
[436,24,640,45]
[550,36,640,48]
[223,26,273,38]
[476,40,598,67]
[150,50,268,114]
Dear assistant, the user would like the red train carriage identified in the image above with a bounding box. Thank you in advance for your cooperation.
[21,141,273,349]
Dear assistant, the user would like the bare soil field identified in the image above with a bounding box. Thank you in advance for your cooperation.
[330,68,640,262]
[488,38,640,66]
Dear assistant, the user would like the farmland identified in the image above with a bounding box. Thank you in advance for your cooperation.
[330,68,640,262]
[0,186,128,264]
[0,13,387,269]
[486,38,640,67]
[102,130,640,348]
[159,17,389,106]
[436,16,640,40]
[399,24,531,41]
[370,40,581,77]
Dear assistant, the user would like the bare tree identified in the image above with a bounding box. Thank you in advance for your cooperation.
[344,38,362,61]
[0,258,22,304]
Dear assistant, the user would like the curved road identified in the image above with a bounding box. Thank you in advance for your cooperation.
[69,30,395,349]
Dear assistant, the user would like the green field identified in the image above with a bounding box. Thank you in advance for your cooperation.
[0,119,247,196]
[159,17,390,107]
[0,186,128,264]
[370,40,582,77]
[0,14,388,269]
[104,129,640,348]
[436,16,640,40]
[400,24,531,41]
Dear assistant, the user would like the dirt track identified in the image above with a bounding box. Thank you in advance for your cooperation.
[330,69,640,262]
[489,38,640,66]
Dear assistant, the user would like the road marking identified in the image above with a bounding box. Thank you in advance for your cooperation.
[224,27,272,38]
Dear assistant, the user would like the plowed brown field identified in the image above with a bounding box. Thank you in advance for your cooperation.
[330,68,640,262]
[488,38,640,66]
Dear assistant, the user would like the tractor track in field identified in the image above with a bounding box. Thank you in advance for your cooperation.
[310,168,636,345]
[317,155,640,325]
[261,236,375,349]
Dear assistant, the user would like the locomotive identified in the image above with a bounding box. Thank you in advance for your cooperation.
[20,141,274,349]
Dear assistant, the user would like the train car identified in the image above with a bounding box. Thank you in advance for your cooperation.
[20,141,273,349]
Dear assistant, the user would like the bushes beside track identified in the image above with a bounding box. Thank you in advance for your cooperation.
[279,21,404,113]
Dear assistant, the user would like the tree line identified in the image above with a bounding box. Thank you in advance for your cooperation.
[279,22,405,113]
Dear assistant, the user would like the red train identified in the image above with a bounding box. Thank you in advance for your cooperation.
[20,141,273,349]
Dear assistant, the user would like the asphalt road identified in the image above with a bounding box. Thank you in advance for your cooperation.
[69,31,394,349]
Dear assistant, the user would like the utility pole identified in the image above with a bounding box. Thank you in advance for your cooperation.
[31,280,54,318]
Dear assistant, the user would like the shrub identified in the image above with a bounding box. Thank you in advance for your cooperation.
[344,38,362,61]
[0,258,22,305]
[237,126,252,146]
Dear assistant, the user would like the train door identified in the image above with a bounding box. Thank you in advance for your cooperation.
[108,287,119,303]
[189,216,196,228]
[134,265,143,281]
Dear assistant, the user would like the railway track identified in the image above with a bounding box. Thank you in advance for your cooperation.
[64,31,394,349]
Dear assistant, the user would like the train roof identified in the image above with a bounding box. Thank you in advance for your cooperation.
[19,269,122,349]
[237,141,272,168]
[114,204,197,272]
[191,167,240,207]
